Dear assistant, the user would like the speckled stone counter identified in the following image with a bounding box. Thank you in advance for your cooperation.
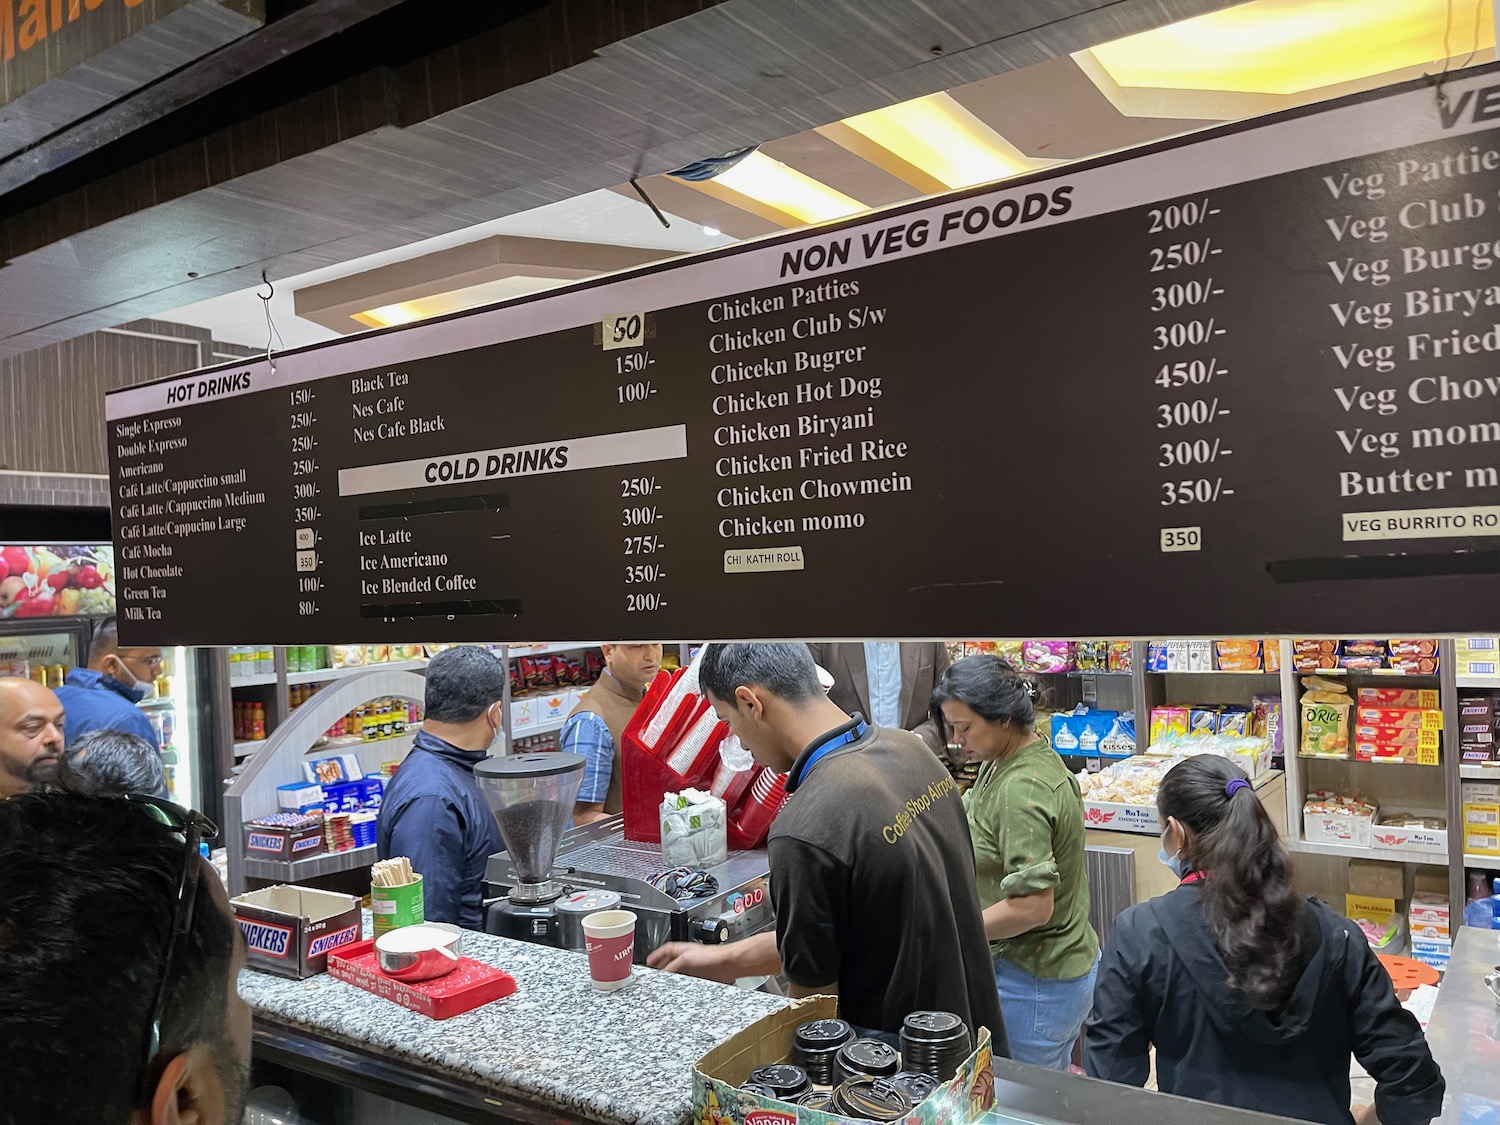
[239,926,788,1125]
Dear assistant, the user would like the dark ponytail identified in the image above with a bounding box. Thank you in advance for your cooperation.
[1157,754,1302,1011]
[929,654,1042,733]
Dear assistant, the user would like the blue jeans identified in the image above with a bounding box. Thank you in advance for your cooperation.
[993,953,1100,1071]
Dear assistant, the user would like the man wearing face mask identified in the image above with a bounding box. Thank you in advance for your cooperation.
[53,618,161,753]
[376,646,506,928]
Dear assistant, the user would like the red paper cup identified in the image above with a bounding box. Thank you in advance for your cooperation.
[582,909,637,991]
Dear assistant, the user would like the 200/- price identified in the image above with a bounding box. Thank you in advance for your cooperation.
[626,592,666,613]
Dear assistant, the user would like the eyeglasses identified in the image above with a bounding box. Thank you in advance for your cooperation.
[124,794,220,1106]
[120,650,165,672]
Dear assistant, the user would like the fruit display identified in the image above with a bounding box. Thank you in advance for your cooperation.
[0,545,115,618]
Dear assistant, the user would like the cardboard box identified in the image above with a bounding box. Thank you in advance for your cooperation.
[1346,894,1397,918]
[277,781,323,811]
[1464,822,1500,856]
[1354,707,1442,731]
[693,995,995,1125]
[1408,892,1451,939]
[1464,781,1500,802]
[511,696,536,729]
[1083,800,1163,833]
[1353,740,1441,766]
[1371,808,1448,855]
[1305,804,1374,847]
[1348,859,1404,899]
[242,819,325,861]
[1465,801,1500,827]
[1414,871,1449,894]
[1215,639,1262,672]
[1358,687,1440,709]
[231,885,361,979]
[1352,726,1441,750]
[304,754,363,786]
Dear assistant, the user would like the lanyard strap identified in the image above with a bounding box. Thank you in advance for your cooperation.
[794,720,870,789]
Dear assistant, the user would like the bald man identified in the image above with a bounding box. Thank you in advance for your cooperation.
[0,677,66,799]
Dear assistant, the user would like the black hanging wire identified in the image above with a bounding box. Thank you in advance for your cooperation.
[258,269,285,373]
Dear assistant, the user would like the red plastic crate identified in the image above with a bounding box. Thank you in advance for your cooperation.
[327,940,517,1019]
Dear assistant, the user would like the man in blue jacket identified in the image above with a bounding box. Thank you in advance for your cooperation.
[377,646,505,929]
[53,618,160,752]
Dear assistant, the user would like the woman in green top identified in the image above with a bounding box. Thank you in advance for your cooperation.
[932,655,1100,1070]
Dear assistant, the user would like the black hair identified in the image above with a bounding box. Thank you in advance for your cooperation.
[1157,754,1302,1011]
[0,793,237,1122]
[88,617,121,664]
[929,654,1040,731]
[423,645,506,723]
[57,729,168,799]
[699,642,823,706]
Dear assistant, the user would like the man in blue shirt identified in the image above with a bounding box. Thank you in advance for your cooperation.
[560,643,661,825]
[53,619,160,753]
[377,646,505,929]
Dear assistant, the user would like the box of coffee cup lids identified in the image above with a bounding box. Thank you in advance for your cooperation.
[693,995,995,1125]
[231,885,361,979]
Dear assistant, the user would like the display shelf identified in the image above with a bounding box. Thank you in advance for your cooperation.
[513,716,568,739]
[232,673,278,688]
[1146,669,1279,675]
[1462,854,1500,869]
[1461,764,1500,779]
[1458,674,1500,689]
[242,843,377,881]
[1289,839,1448,866]
[138,696,176,709]
[234,740,263,759]
[505,642,602,658]
[288,659,427,686]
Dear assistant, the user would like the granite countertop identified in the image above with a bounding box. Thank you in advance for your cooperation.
[238,925,788,1125]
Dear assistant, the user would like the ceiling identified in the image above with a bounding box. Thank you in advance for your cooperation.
[0,0,1262,361]
[2,0,1491,362]
[159,0,1499,352]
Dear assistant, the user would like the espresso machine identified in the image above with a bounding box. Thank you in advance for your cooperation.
[476,755,774,965]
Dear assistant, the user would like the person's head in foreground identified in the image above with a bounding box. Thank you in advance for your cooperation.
[698,642,834,771]
[0,791,251,1125]
[57,728,168,798]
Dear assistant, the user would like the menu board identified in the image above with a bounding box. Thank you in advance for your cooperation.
[106,65,1500,644]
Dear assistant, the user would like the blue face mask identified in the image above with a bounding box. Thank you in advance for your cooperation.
[1158,846,1191,879]
[104,661,151,703]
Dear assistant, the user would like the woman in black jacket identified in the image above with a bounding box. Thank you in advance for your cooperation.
[1084,755,1443,1125]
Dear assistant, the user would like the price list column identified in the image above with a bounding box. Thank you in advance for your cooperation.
[288,381,330,623]
[1143,195,1241,555]
[603,311,676,623]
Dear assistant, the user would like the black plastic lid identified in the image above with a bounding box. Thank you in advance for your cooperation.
[901,1011,965,1040]
[474,752,585,778]
[838,1038,900,1075]
[889,1071,940,1101]
[833,1077,913,1121]
[739,1082,778,1096]
[798,1090,835,1110]
[747,1064,810,1097]
[794,1018,853,1049]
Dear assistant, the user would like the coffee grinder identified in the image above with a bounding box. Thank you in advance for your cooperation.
[474,752,586,943]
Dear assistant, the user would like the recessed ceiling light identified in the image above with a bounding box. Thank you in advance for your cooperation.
[702,225,721,237]
[1082,0,1494,97]
[676,151,867,226]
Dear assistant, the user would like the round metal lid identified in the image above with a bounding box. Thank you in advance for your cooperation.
[747,1064,809,1096]
[794,1018,853,1048]
[474,752,585,778]
[554,890,621,916]
[839,1038,900,1074]
[901,1010,965,1040]
[833,1077,912,1121]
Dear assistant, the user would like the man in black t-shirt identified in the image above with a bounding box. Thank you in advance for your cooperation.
[646,642,1007,1052]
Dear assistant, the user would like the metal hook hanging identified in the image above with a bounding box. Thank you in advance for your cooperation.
[257,269,275,302]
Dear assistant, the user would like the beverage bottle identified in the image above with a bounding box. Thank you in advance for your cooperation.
[255,646,274,676]
[49,664,67,689]
[379,699,395,740]
[28,664,47,686]
[234,702,245,741]
[393,702,407,737]
[362,704,379,743]
[160,711,174,749]
[251,704,266,740]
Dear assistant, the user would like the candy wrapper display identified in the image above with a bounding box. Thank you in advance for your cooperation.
[660,789,728,869]
[1022,640,1074,673]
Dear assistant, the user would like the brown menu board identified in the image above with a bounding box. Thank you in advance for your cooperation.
[106,65,1500,644]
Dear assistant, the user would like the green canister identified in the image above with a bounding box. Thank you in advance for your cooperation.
[371,873,424,937]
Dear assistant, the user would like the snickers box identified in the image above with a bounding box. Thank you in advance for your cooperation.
[243,817,325,861]
[231,885,362,979]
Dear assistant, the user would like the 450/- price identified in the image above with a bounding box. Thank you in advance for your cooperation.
[1155,357,1224,387]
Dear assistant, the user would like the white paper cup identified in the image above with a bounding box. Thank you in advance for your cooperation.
[582,909,637,991]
